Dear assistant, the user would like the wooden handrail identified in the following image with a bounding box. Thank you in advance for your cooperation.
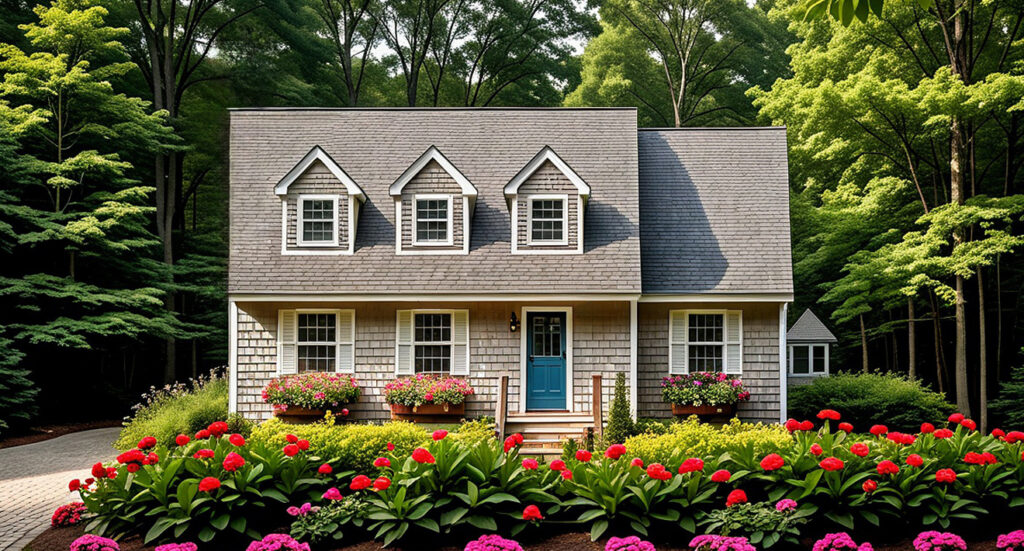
[592,374,603,438]
[495,374,509,440]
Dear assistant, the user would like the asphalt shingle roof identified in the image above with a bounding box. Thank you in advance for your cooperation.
[787,309,838,343]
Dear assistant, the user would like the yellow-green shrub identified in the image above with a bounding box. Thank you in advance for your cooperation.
[624,417,792,464]
[449,418,496,446]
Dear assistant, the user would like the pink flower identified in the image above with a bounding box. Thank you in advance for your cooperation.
[776,499,797,512]
[522,458,539,470]
[323,487,344,499]
[575,449,592,462]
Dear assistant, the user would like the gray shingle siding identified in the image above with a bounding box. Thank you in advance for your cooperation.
[399,161,465,252]
[284,160,349,251]
[515,161,580,252]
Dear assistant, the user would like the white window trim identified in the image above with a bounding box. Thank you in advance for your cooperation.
[412,310,453,374]
[526,194,569,246]
[788,343,829,375]
[277,308,355,375]
[296,194,340,247]
[411,194,454,247]
[668,309,743,375]
[518,306,574,413]
[397,309,470,376]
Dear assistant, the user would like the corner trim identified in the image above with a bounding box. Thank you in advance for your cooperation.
[228,300,238,414]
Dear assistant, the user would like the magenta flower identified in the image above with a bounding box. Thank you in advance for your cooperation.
[776,498,797,512]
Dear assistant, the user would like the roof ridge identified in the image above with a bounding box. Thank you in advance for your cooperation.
[229,106,639,112]
[638,126,786,131]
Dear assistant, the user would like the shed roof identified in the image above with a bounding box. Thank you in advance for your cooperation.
[787,309,838,343]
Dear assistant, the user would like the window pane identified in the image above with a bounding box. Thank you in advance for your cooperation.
[298,344,335,373]
[416,199,448,242]
[414,313,451,342]
[688,345,723,372]
[688,314,723,343]
[531,199,564,241]
[792,346,809,374]
[298,313,336,343]
[812,346,826,373]
[302,199,334,242]
[415,345,451,374]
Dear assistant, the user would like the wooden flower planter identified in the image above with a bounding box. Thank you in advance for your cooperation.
[273,406,334,424]
[389,402,465,423]
[671,403,736,417]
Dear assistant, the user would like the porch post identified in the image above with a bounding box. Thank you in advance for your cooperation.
[629,299,638,417]
[228,299,238,414]
[778,302,788,424]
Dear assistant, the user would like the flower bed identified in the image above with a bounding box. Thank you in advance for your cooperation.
[661,372,750,411]
[263,373,360,412]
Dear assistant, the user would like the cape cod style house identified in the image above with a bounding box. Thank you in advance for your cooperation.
[227,108,793,448]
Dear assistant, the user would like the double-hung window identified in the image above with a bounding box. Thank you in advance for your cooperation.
[528,196,567,245]
[413,313,451,374]
[669,310,743,374]
[297,195,338,246]
[413,195,452,245]
[297,313,337,372]
[277,309,355,375]
[395,310,469,376]
[790,344,828,375]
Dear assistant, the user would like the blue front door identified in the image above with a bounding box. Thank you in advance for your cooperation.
[526,312,567,410]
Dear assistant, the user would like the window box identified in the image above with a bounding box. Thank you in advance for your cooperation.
[389,402,466,421]
[671,403,736,417]
[272,406,334,424]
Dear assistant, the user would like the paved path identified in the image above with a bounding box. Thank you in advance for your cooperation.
[0,428,120,551]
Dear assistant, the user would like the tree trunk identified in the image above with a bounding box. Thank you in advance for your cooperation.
[978,267,987,432]
[908,298,917,380]
[948,3,971,418]
[931,294,945,394]
[859,314,869,373]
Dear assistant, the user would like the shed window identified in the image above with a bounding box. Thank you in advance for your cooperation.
[791,344,828,375]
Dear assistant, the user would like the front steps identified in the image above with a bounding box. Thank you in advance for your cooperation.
[504,412,595,457]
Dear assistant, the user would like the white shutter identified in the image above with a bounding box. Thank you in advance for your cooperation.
[725,310,743,374]
[669,311,687,375]
[451,310,469,376]
[278,310,298,375]
[395,310,413,375]
[336,310,355,374]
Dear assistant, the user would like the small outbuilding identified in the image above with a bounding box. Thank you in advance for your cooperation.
[787,309,837,385]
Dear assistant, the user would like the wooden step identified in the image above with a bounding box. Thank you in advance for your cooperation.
[519,447,564,457]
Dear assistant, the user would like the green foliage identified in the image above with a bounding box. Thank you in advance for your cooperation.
[262,373,361,409]
[449,418,496,447]
[605,372,635,445]
[624,417,793,466]
[991,357,1024,429]
[115,372,236,450]
[289,498,368,545]
[789,373,955,432]
[701,501,810,548]
[0,331,35,432]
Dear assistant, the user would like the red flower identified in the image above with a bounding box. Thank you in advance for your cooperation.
[906,454,924,467]
[785,419,801,433]
[850,443,870,457]
[964,452,998,465]
[1007,431,1024,444]
[522,458,539,470]
[126,463,141,473]
[838,422,854,433]
[386,442,395,451]
[561,469,573,480]
[887,432,916,446]
[631,458,644,468]
[144,452,159,465]
[575,450,592,462]
[759,453,785,471]
[646,463,672,481]
[819,457,845,471]
[193,448,215,459]
[283,444,300,457]
[195,429,210,440]
[297,439,311,451]
[991,428,1005,438]
[503,436,517,452]
[285,434,299,444]
[432,430,448,441]
[350,474,372,490]
[920,423,935,434]
[138,436,157,450]
[678,458,705,474]
[523,505,544,521]
[318,463,333,475]
[960,419,977,431]
[373,457,391,468]
[373,476,391,491]
[106,467,118,479]
[933,428,954,439]
[68,479,81,492]
[710,469,731,482]
[412,447,435,464]
[84,478,94,486]
[198,477,221,492]
[935,468,957,483]
[877,460,900,475]
[869,425,888,436]
[948,413,965,423]
[175,434,190,447]
[810,443,823,456]
[117,449,145,465]
[799,420,814,431]
[862,479,877,493]
[549,459,566,471]
[208,421,229,437]
[726,489,747,507]
[229,433,246,447]
[817,409,841,421]
[983,452,998,464]
[91,462,106,479]
[222,452,245,472]
[605,444,627,459]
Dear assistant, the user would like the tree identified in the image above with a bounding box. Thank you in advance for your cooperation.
[311,0,381,106]
[605,372,635,444]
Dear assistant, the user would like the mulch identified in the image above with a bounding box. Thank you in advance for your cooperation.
[0,420,121,449]
[22,525,1006,551]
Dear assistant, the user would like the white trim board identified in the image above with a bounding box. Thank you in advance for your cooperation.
[525,194,570,246]
[639,293,794,303]
[389,146,478,197]
[504,146,591,198]
[296,194,340,247]
[228,300,238,414]
[779,302,789,424]
[229,293,642,302]
[274,145,365,200]
[518,306,574,414]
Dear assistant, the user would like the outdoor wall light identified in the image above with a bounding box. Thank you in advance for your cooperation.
[509,312,520,333]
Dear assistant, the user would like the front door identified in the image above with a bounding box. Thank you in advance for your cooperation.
[526,312,567,410]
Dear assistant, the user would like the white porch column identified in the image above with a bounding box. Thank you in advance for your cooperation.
[629,299,638,417]
[778,302,789,424]
[228,299,239,414]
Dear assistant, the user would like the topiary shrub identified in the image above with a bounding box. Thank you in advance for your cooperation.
[605,372,635,444]
[788,372,954,432]
[624,417,792,465]
[115,370,229,450]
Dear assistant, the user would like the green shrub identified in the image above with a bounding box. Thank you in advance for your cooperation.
[115,371,233,450]
[250,416,430,472]
[624,417,792,465]
[450,418,496,446]
[991,358,1024,428]
[788,372,955,432]
[604,372,635,444]
[633,418,672,435]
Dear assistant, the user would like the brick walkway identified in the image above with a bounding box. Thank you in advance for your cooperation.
[0,428,120,551]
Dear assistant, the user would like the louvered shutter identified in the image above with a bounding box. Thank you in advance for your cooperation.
[451,310,469,376]
[278,310,298,375]
[669,311,687,374]
[725,310,743,374]
[336,310,355,374]
[395,310,413,375]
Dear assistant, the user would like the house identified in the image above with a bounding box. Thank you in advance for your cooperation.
[226,108,793,445]
[786,309,838,386]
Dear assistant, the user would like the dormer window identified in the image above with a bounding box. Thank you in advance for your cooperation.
[298,195,339,246]
[528,196,568,245]
[413,195,453,245]
[390,146,477,255]
[505,147,590,254]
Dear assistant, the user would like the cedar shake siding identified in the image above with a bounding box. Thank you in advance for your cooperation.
[514,161,580,253]
[398,160,465,252]
[284,160,349,251]
[235,301,630,422]
[637,302,782,423]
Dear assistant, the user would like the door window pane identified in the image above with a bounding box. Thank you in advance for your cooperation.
[531,315,562,357]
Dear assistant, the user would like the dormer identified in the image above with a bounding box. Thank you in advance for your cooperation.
[504,146,590,254]
[276,146,365,255]
[390,146,477,255]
